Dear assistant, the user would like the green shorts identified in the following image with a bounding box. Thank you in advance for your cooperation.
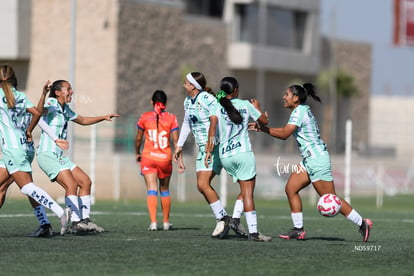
[0,150,33,168]
[36,151,76,181]
[221,151,256,183]
[301,153,333,182]
[196,145,222,174]
[1,148,32,174]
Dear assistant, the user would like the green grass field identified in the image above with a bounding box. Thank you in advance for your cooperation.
[0,195,412,275]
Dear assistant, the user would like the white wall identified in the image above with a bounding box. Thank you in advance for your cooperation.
[370,96,414,157]
[0,0,31,59]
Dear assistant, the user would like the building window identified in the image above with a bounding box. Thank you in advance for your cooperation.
[236,4,307,50]
[236,4,259,44]
[184,0,224,18]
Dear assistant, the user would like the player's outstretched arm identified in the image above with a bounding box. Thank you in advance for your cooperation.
[74,114,120,126]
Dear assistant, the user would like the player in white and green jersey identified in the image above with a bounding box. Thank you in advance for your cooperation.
[36,79,118,234]
[0,86,68,237]
[0,64,70,235]
[206,76,271,241]
[174,72,232,239]
[256,83,372,242]
[216,98,261,159]
[36,96,77,156]
[288,104,328,160]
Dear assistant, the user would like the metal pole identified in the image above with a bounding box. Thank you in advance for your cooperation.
[68,0,77,159]
[255,0,267,152]
[90,124,97,204]
[344,120,352,203]
[376,164,384,208]
[329,6,337,153]
[113,153,121,201]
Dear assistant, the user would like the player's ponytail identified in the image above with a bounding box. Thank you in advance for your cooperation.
[218,77,242,125]
[303,83,321,103]
[0,65,17,109]
[289,83,321,104]
[152,90,167,129]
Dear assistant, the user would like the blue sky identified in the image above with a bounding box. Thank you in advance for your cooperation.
[320,0,414,95]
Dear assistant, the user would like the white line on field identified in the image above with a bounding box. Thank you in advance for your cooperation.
[1,212,413,223]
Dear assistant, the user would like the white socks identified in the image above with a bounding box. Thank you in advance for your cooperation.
[245,211,258,234]
[291,212,304,229]
[79,195,91,220]
[209,200,228,220]
[65,195,81,222]
[232,199,244,219]
[20,183,64,218]
[346,209,363,226]
[33,205,49,225]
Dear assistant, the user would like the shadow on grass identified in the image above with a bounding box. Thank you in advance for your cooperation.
[304,236,346,241]
[164,227,201,231]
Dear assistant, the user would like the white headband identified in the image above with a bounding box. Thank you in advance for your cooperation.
[186,73,202,90]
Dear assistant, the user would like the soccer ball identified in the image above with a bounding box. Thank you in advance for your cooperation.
[317,194,342,217]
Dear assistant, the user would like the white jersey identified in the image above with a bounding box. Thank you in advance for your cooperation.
[0,88,34,150]
[182,91,218,146]
[288,104,328,158]
[216,99,261,158]
[36,97,78,156]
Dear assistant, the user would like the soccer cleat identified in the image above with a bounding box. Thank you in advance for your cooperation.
[148,222,157,231]
[81,218,105,233]
[67,221,90,234]
[60,207,71,236]
[30,224,54,238]
[248,232,272,242]
[211,215,231,239]
[163,222,173,231]
[279,227,306,240]
[230,217,248,238]
[70,221,86,233]
[359,218,373,242]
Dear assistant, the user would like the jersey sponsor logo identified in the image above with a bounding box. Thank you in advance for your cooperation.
[20,136,29,145]
[150,152,167,159]
[222,140,241,154]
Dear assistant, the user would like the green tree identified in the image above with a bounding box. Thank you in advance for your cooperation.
[317,69,359,98]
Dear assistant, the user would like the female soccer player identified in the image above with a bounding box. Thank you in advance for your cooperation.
[0,64,70,235]
[252,83,373,242]
[36,79,119,234]
[0,81,70,237]
[135,90,179,231]
[174,72,246,238]
[205,76,271,241]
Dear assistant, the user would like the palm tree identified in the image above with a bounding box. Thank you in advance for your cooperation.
[317,69,359,152]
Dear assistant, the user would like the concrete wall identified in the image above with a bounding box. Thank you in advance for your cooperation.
[0,0,31,59]
[116,1,229,129]
[369,96,414,157]
[27,0,119,141]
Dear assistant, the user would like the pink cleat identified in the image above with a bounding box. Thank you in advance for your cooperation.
[279,228,306,240]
